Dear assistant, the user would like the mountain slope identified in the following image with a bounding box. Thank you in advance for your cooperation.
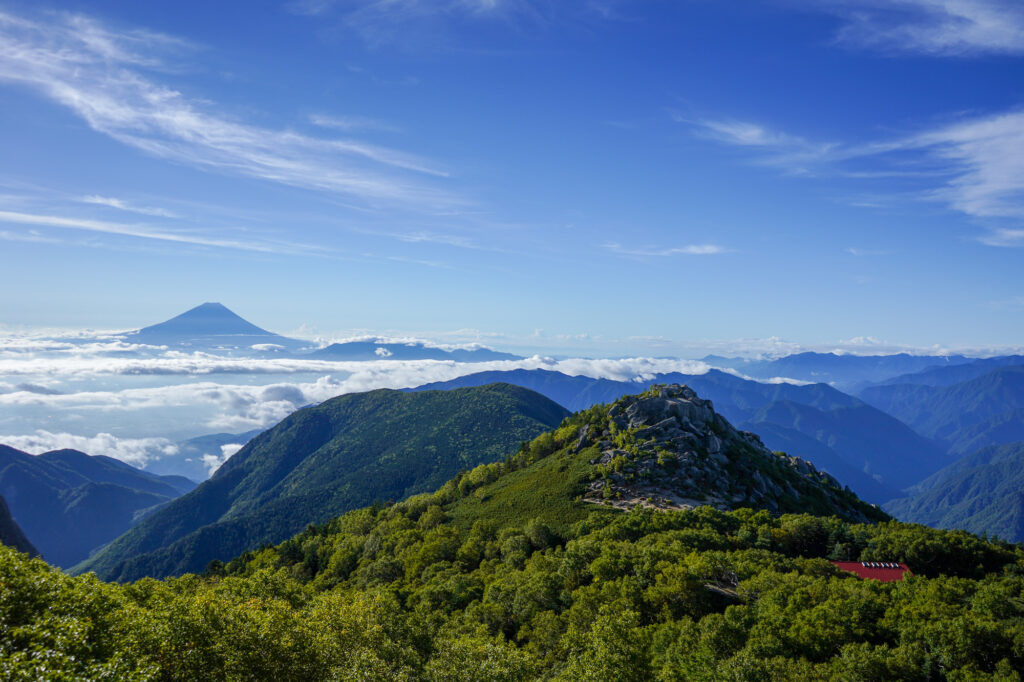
[76,384,570,581]
[0,446,196,566]
[859,366,1024,454]
[412,368,944,500]
[884,441,1024,542]
[0,494,36,556]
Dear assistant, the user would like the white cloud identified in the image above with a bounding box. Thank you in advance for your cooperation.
[202,442,243,475]
[822,0,1024,56]
[0,9,453,208]
[0,430,178,467]
[251,343,286,352]
[978,228,1024,246]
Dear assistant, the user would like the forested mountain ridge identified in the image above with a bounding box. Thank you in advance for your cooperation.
[75,383,569,582]
[0,445,196,567]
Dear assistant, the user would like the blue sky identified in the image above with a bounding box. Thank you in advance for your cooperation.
[1,0,1023,356]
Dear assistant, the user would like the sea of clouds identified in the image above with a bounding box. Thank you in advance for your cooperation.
[0,331,719,471]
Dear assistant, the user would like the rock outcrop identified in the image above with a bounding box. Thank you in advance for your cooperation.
[580,385,879,522]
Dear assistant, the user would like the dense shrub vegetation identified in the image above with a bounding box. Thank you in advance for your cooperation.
[2,502,1022,680]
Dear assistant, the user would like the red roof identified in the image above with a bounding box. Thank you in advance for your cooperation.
[831,561,911,582]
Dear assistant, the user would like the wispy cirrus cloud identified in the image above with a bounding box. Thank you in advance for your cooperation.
[0,9,454,208]
[0,209,318,254]
[309,113,402,134]
[603,242,727,257]
[81,195,179,218]
[290,0,531,21]
[909,110,1024,222]
[846,247,892,256]
[675,113,840,175]
[0,229,64,245]
[817,0,1024,56]
[685,108,1024,246]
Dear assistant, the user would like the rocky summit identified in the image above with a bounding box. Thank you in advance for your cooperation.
[578,384,879,522]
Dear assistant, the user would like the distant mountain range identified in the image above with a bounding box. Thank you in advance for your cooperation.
[861,355,1024,389]
[311,340,520,362]
[0,446,196,567]
[707,352,974,389]
[119,302,522,361]
[859,366,1024,455]
[75,384,568,581]
[411,368,947,502]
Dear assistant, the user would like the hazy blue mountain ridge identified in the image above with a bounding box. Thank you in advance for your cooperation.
[859,366,1024,454]
[861,355,1024,389]
[0,445,197,566]
[712,352,973,389]
[884,441,1024,543]
[311,340,521,362]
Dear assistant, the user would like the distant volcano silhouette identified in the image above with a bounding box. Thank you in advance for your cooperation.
[127,303,305,350]
[135,303,273,338]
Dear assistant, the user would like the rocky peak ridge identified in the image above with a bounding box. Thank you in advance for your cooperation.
[578,384,872,521]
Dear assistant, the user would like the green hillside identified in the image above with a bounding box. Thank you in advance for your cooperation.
[885,441,1024,542]
[76,383,569,581]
